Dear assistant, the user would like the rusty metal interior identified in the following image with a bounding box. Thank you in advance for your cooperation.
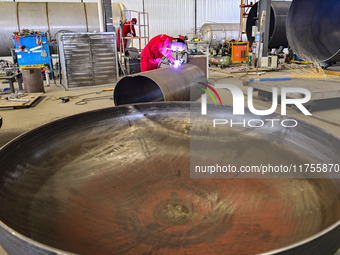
[0,103,339,255]
[0,0,340,254]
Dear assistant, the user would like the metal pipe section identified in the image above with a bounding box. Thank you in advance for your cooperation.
[97,0,105,32]
[113,64,207,106]
[194,0,197,35]
[246,1,292,49]
[0,2,127,56]
[286,0,340,63]
[103,0,114,32]
[198,23,240,46]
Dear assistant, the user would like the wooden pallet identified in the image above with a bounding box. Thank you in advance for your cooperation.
[0,93,43,109]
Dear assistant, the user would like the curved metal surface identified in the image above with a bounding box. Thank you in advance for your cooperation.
[0,102,339,255]
[246,1,291,49]
[287,0,340,63]
[47,3,87,38]
[199,23,240,46]
[113,64,207,105]
[0,3,19,57]
[17,3,49,35]
[0,2,127,56]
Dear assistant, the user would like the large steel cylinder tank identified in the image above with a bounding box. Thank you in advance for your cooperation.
[0,102,340,254]
[198,23,240,46]
[113,64,207,105]
[246,1,292,49]
[0,2,128,56]
[287,0,340,63]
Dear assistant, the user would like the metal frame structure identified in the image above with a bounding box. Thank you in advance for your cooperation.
[120,10,149,52]
[239,0,257,41]
[118,10,149,75]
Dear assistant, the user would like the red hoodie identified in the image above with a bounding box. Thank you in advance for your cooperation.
[140,34,175,72]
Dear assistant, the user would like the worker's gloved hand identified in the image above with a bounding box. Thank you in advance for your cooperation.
[167,55,175,64]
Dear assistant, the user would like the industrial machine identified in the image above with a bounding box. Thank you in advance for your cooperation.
[230,41,249,63]
[209,55,232,69]
[208,40,249,68]
[199,23,239,46]
[57,32,119,89]
[260,55,278,68]
[0,59,18,77]
[13,31,52,70]
[123,47,141,75]
[208,43,232,69]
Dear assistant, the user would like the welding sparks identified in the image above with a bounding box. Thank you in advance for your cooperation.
[172,59,183,68]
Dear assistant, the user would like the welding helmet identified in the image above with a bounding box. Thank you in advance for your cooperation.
[171,38,186,52]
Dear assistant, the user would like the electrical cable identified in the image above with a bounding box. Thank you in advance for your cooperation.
[44,90,113,103]
[75,95,113,105]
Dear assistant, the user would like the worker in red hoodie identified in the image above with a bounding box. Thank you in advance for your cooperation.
[118,18,137,50]
[140,34,186,72]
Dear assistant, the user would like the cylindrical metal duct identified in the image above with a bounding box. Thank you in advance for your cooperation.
[113,64,207,106]
[198,23,240,46]
[287,0,340,63]
[0,2,128,56]
[97,0,105,32]
[246,1,292,49]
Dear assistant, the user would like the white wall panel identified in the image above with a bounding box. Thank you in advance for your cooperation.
[112,0,143,11]
[197,0,240,26]
[144,0,195,39]
[0,0,241,43]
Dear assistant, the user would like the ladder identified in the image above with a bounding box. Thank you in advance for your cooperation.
[239,0,257,41]
[118,10,150,75]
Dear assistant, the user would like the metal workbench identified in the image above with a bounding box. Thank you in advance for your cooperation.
[0,73,23,93]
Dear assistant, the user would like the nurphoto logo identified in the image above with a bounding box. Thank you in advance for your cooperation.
[198,84,312,128]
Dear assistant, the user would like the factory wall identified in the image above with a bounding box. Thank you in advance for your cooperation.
[118,0,240,40]
[0,0,241,41]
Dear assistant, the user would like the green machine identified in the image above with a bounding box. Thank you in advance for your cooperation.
[208,43,232,69]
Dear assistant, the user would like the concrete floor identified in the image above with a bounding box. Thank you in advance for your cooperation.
[0,67,339,254]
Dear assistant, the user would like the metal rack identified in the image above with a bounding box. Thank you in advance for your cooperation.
[118,10,149,75]
[48,43,60,80]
